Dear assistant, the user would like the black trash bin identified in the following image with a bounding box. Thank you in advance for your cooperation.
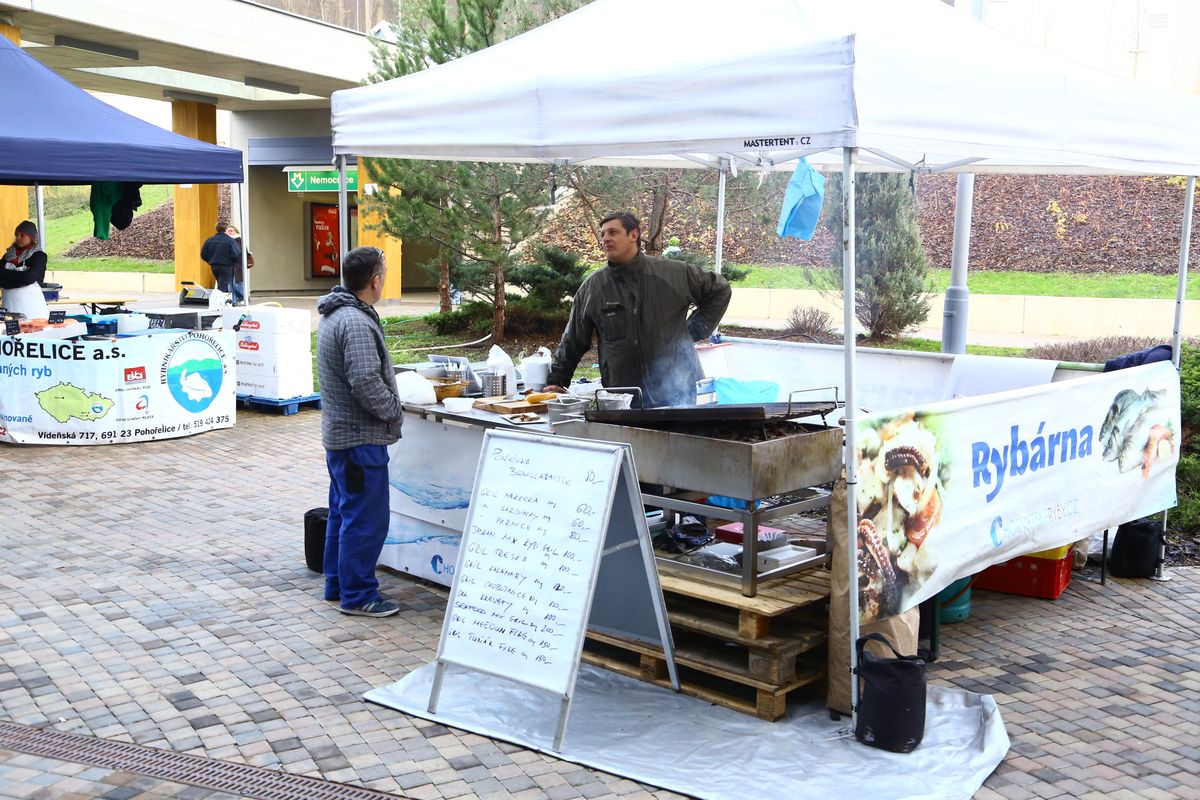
[304,507,329,573]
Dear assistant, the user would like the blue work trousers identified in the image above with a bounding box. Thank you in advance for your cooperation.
[323,444,391,609]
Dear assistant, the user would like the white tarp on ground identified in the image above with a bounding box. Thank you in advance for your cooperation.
[332,0,1200,176]
[367,663,1009,800]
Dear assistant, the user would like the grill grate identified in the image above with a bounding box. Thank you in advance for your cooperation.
[0,720,406,800]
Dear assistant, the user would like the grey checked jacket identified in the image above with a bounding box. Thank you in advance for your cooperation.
[316,287,403,450]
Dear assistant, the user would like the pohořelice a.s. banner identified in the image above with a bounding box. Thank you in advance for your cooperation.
[0,331,236,445]
[853,360,1179,623]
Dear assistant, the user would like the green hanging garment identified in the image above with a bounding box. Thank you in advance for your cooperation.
[89,181,122,240]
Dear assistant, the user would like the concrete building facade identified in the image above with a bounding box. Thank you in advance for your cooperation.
[0,0,412,298]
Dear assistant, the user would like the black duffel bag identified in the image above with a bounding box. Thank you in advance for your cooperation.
[1109,517,1165,578]
[303,507,329,573]
[855,632,927,753]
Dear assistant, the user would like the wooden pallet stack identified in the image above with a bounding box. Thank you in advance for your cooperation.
[583,569,831,721]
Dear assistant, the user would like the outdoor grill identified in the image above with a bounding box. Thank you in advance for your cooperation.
[558,399,844,595]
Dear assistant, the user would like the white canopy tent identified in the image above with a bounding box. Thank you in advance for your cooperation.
[333,0,1200,175]
[331,0,1200,727]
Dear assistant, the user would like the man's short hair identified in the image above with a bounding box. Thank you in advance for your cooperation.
[342,246,385,292]
[215,221,229,234]
[599,211,642,246]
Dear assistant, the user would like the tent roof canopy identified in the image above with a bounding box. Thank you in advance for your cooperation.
[332,0,1200,177]
[0,36,243,185]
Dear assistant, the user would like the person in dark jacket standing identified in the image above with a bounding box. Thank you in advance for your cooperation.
[316,247,404,617]
[225,225,252,305]
[199,221,241,296]
[544,212,731,407]
[1,220,49,319]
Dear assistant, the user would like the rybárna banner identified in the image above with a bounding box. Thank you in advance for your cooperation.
[854,361,1179,623]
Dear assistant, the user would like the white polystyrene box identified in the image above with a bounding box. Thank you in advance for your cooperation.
[236,350,313,376]
[233,331,311,362]
[221,306,311,336]
[236,368,314,400]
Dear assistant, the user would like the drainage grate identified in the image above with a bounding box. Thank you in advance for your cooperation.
[0,720,406,800]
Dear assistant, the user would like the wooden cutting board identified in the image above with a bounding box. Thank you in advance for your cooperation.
[472,395,509,411]
[473,396,550,414]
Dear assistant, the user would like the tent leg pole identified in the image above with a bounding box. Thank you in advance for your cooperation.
[1170,176,1194,370]
[842,147,861,732]
[337,155,349,267]
[1158,174,1195,582]
[715,162,727,275]
[239,174,250,307]
[941,173,973,353]
[34,184,46,246]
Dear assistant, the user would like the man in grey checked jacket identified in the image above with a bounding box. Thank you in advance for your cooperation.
[316,247,404,617]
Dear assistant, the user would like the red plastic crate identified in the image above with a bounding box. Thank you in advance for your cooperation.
[974,550,1072,599]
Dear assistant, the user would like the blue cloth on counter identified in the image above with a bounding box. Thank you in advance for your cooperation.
[776,157,826,240]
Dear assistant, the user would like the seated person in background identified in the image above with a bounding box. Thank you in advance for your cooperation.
[1,220,48,319]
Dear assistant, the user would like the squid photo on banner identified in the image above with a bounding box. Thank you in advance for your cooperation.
[853,360,1179,624]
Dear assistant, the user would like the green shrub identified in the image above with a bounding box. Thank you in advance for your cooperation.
[1025,335,1170,364]
[1172,454,1200,531]
[425,296,569,339]
[425,301,492,335]
[1179,343,1200,447]
[500,296,570,337]
[507,246,590,309]
[823,173,932,338]
[783,306,838,342]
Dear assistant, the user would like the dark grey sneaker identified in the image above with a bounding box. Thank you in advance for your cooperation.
[338,598,401,617]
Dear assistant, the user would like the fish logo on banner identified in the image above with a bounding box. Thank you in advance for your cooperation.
[160,334,226,413]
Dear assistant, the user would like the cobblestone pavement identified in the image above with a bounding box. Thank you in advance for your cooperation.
[0,410,1197,799]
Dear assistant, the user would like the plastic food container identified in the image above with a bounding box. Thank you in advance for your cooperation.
[441,396,475,413]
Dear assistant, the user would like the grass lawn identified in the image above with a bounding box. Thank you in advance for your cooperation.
[874,337,1027,358]
[52,257,174,273]
[41,185,170,257]
[735,264,1200,300]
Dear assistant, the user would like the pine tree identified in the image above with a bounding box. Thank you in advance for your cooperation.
[824,172,932,339]
[365,0,584,340]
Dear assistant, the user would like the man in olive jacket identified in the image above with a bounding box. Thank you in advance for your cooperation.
[316,247,404,617]
[545,212,731,407]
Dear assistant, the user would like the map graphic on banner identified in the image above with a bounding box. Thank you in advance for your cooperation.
[36,383,114,422]
[853,361,1180,624]
[0,331,236,445]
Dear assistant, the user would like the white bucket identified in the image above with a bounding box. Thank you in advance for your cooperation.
[520,346,552,391]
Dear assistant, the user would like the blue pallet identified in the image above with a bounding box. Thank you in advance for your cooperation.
[237,393,321,416]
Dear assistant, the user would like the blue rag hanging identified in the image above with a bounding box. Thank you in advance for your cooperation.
[776,157,826,240]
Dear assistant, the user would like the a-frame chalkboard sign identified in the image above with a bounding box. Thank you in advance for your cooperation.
[427,429,678,751]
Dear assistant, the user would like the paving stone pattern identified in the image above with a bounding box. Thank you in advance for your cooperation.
[0,410,1196,799]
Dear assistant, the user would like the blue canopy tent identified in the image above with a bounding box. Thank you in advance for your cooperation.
[0,35,243,185]
[0,35,246,301]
